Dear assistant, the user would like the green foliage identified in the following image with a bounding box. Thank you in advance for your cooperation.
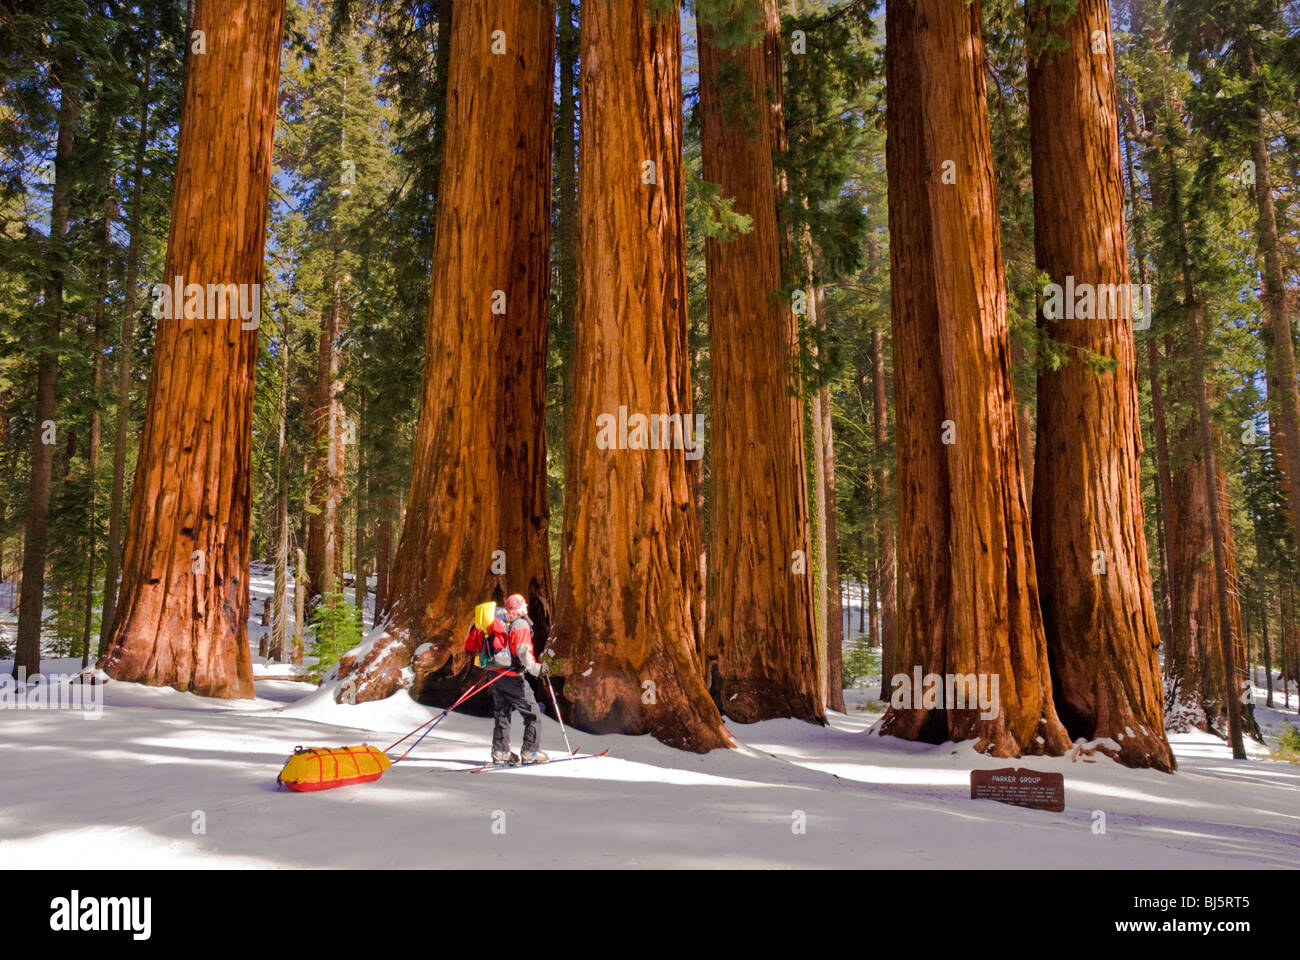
[688,172,755,243]
[1272,722,1300,763]
[841,637,878,691]
[1023,0,1081,64]
[695,0,764,49]
[308,592,363,681]
[0,0,184,658]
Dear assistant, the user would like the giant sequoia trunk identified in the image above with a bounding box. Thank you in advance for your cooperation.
[1160,117,1249,752]
[698,0,822,725]
[879,0,951,740]
[336,0,556,705]
[549,0,733,753]
[1163,326,1249,743]
[881,0,1069,756]
[100,0,285,697]
[1026,0,1173,770]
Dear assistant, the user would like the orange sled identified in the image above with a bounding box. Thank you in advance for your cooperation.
[277,744,392,792]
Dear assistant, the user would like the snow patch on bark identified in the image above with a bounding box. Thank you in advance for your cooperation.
[1164,676,1207,733]
[335,623,413,704]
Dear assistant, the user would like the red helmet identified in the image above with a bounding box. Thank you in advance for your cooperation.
[504,593,528,618]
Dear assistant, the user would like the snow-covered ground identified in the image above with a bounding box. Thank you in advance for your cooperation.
[1,656,1297,869]
[2,576,1297,869]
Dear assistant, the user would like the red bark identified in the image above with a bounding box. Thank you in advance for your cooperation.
[881,0,1069,756]
[100,0,285,697]
[549,0,733,752]
[1027,0,1173,770]
[699,0,822,724]
[336,0,556,706]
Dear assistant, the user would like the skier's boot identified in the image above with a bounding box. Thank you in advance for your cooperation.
[520,749,550,765]
[491,750,520,766]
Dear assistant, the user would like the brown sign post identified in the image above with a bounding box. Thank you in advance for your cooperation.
[970,767,1065,812]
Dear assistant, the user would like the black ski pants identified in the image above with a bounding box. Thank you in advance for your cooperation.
[491,673,540,754]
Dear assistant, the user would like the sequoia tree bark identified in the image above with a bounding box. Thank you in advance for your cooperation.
[336,0,556,706]
[882,0,1069,756]
[878,0,951,742]
[699,0,822,724]
[549,0,733,752]
[100,0,285,697]
[1026,0,1173,770]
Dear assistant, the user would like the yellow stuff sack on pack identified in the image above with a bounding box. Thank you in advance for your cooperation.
[473,600,497,632]
[277,745,391,792]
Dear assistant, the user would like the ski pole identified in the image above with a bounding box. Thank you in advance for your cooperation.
[391,671,507,761]
[395,672,501,761]
[543,671,575,756]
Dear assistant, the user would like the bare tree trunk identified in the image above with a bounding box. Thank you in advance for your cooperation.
[871,328,897,702]
[353,400,366,621]
[14,54,78,679]
[1260,570,1273,708]
[374,498,391,619]
[1187,300,1246,758]
[307,279,345,603]
[866,567,876,646]
[550,0,732,752]
[81,206,112,667]
[821,369,845,712]
[271,309,291,663]
[100,0,285,697]
[337,0,557,707]
[100,50,151,659]
[293,547,305,665]
[805,254,830,711]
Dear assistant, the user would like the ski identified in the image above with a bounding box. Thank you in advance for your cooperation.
[434,748,609,774]
[471,748,610,773]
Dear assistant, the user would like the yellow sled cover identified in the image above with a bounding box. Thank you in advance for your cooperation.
[277,745,391,792]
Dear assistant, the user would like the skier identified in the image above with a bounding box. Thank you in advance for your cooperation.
[489,593,550,766]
